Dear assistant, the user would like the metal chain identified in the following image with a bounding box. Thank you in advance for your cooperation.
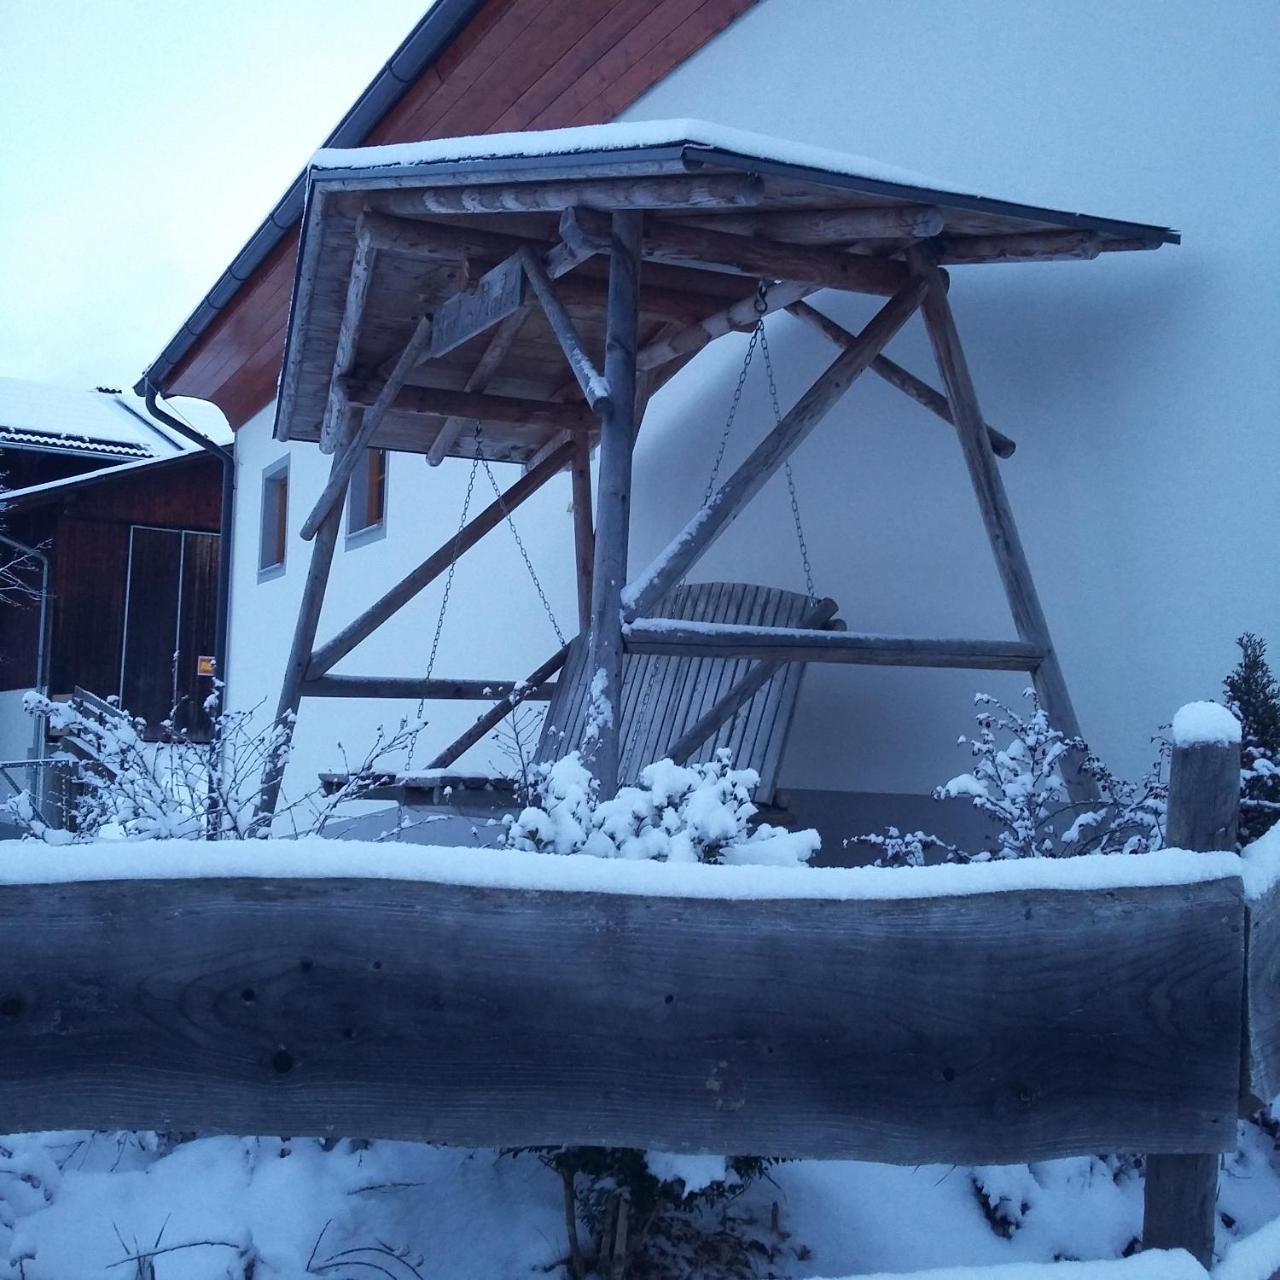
[704,320,763,504]
[478,438,566,647]
[758,322,817,603]
[424,448,481,682]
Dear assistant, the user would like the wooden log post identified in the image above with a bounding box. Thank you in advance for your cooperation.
[1143,706,1242,1266]
[571,439,595,634]
[255,448,351,825]
[586,211,642,796]
[910,249,1097,805]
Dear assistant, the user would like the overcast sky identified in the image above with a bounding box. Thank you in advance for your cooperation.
[0,0,429,397]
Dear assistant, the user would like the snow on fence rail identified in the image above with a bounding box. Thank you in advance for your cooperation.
[0,716,1277,1265]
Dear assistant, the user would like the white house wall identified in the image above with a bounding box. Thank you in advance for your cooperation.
[226,0,1279,807]
[618,0,1280,789]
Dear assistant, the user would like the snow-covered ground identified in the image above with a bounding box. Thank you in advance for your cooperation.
[2,1122,1279,1278]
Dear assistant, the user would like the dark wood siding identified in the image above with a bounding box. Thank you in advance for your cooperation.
[3,456,222,726]
[162,0,759,427]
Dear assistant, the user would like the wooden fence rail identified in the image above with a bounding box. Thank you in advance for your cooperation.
[0,708,1265,1266]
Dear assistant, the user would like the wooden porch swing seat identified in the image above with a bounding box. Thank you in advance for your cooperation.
[326,581,841,812]
[261,121,1178,824]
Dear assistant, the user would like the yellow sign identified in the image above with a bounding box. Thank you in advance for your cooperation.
[197,656,217,677]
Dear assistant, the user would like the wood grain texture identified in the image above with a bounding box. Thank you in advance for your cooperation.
[623,622,1044,671]
[0,874,1243,1161]
[1167,740,1241,853]
[1246,880,1280,1104]
[1142,1153,1216,1264]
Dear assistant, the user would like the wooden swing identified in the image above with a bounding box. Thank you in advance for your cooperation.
[261,124,1177,821]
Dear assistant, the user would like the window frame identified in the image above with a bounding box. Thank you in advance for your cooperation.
[345,446,389,548]
[258,456,290,580]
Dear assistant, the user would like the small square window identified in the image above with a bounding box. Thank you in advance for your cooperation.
[259,458,289,576]
[347,447,388,543]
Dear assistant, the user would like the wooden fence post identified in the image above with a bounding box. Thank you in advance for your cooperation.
[1143,703,1241,1265]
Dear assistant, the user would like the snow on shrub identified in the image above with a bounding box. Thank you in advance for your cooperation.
[851,690,1167,867]
[503,748,819,867]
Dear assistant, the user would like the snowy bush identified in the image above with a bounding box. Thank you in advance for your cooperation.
[851,690,1167,867]
[1225,632,1280,847]
[513,1146,787,1280]
[503,751,814,1275]
[3,688,426,842]
[504,749,819,867]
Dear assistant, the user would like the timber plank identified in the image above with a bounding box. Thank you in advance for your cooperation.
[0,873,1243,1162]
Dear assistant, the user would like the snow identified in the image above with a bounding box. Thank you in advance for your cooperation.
[0,376,191,459]
[0,835,1243,900]
[312,117,951,193]
[1216,1212,1280,1280]
[1240,820,1280,899]
[0,452,196,505]
[1172,701,1243,748]
[644,1151,730,1194]
[811,1254,1208,1280]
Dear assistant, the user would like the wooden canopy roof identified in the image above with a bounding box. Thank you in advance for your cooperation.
[276,121,1177,466]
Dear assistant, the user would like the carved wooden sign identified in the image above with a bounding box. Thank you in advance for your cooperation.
[430,254,525,358]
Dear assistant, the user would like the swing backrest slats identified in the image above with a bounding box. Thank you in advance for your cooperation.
[533,582,817,804]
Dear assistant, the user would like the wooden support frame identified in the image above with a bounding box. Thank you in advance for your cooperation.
[662,597,839,765]
[299,676,555,702]
[342,380,596,433]
[308,439,575,678]
[910,248,1097,803]
[585,210,643,796]
[517,245,610,410]
[428,643,572,770]
[624,620,1044,671]
[787,302,1017,458]
[377,172,765,217]
[255,444,352,823]
[426,304,533,466]
[674,204,946,245]
[570,207,911,297]
[625,278,927,619]
[1142,731,1241,1265]
[570,438,594,633]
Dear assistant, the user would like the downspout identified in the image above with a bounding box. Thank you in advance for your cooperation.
[142,382,235,707]
[0,531,51,802]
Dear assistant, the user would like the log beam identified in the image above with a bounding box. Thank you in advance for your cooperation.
[911,248,1096,802]
[787,302,1017,458]
[571,207,911,297]
[571,438,594,634]
[624,621,1044,671]
[319,223,379,454]
[343,380,596,433]
[307,439,575,678]
[428,644,572,770]
[586,210,643,796]
[376,173,765,217]
[517,246,610,410]
[625,279,926,619]
[427,303,533,465]
[637,280,818,372]
[300,676,555,702]
[936,231,1102,265]
[674,204,945,244]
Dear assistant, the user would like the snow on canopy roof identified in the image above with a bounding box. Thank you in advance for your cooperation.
[313,118,941,189]
[311,117,1178,244]
[0,377,189,460]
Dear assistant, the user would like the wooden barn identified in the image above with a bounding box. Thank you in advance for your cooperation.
[0,379,225,806]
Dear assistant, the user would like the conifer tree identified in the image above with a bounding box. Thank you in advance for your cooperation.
[1225,633,1280,846]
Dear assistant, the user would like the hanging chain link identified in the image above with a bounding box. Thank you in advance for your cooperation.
[424,448,481,682]
[478,437,566,647]
[758,321,817,603]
